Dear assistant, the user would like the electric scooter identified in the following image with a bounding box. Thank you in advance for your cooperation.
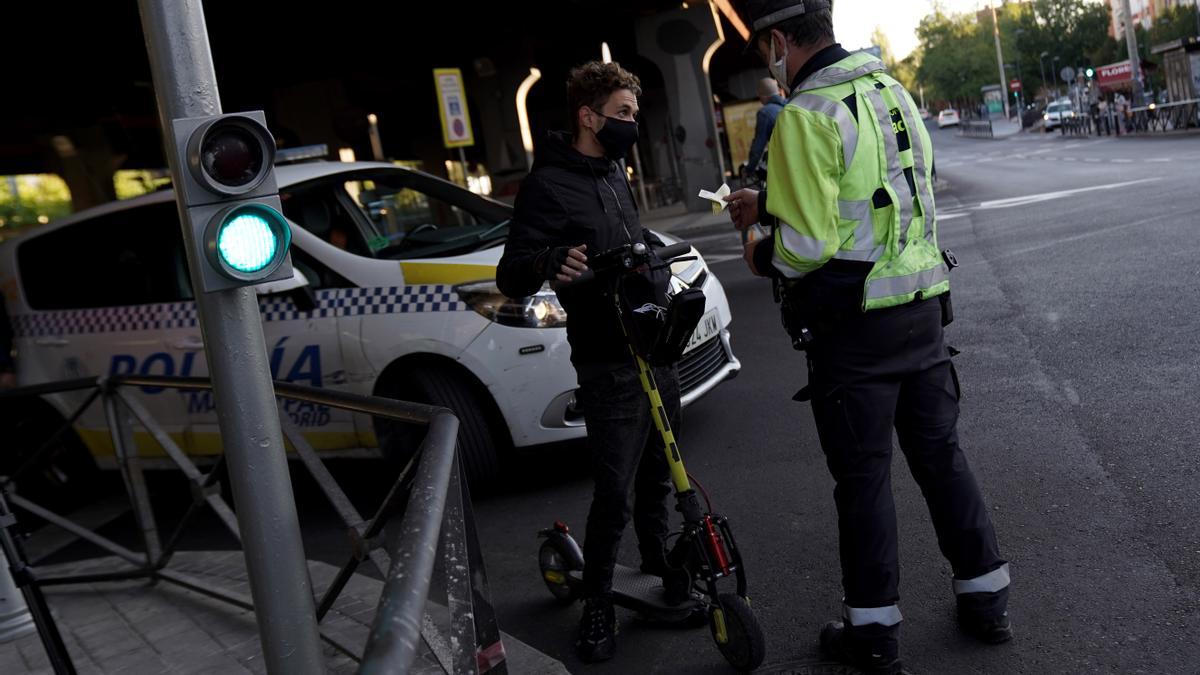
[537,240,766,672]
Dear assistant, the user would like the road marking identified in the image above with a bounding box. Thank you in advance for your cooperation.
[1145,158,1172,163]
[1112,159,1133,163]
[1082,158,1101,163]
[961,208,1189,266]
[938,212,970,221]
[704,254,743,264]
[973,178,1161,210]
[1062,157,1077,162]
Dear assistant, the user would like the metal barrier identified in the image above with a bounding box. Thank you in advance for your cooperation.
[1060,117,1093,137]
[959,119,994,138]
[0,375,506,674]
[1129,100,1200,133]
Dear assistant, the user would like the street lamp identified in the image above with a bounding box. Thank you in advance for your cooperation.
[1052,55,1061,98]
[1039,51,1050,102]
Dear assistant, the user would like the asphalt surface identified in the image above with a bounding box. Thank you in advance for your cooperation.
[24,124,1200,674]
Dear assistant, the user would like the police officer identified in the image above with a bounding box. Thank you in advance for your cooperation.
[728,2,1012,672]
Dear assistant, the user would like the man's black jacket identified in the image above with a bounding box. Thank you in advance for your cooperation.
[497,131,662,374]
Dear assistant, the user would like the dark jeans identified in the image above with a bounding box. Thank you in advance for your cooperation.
[805,297,1006,609]
[576,363,681,597]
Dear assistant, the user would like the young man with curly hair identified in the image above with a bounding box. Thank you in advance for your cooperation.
[498,61,683,663]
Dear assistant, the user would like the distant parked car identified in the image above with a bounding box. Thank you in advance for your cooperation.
[919,107,931,120]
[1043,101,1075,131]
[937,109,960,128]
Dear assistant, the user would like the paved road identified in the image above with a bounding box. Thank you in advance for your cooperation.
[22,126,1200,674]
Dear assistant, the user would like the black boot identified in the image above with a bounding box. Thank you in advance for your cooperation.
[957,588,1013,644]
[576,596,617,662]
[819,621,903,675]
[640,556,691,606]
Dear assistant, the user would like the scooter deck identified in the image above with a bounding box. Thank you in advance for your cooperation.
[569,564,702,618]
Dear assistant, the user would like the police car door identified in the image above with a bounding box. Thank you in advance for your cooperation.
[13,202,191,460]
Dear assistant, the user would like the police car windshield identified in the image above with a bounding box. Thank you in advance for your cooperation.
[343,172,510,260]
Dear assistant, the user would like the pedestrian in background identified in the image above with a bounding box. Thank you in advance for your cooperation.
[746,76,787,182]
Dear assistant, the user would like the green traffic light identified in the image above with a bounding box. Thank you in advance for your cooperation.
[208,203,290,279]
[1086,68,1094,78]
[219,212,278,273]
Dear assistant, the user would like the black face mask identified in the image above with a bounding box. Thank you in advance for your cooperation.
[591,111,639,160]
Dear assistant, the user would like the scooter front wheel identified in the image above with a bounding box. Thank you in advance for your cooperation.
[538,539,580,604]
[710,593,766,672]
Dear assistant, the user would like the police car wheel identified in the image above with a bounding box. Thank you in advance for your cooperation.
[375,366,505,488]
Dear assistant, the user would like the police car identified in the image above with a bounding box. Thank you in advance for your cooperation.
[0,161,740,483]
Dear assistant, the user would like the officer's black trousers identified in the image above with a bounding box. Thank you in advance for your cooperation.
[806,296,1005,609]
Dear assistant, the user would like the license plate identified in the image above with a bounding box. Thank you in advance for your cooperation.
[684,310,720,354]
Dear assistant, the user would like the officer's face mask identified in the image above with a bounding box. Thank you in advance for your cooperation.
[589,109,639,160]
[767,33,790,89]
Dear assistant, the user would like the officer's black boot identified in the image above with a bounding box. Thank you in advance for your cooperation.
[957,587,1013,644]
[576,595,618,662]
[819,620,902,675]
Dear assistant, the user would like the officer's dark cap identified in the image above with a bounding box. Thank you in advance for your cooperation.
[738,0,833,53]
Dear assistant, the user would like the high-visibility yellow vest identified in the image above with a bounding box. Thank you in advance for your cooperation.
[765,52,948,311]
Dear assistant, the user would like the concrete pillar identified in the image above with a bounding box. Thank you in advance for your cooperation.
[636,3,728,213]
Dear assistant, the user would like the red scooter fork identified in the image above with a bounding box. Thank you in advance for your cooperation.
[704,515,731,575]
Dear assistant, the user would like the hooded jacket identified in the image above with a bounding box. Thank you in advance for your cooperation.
[497,131,662,375]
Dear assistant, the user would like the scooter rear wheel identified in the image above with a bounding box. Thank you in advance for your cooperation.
[538,539,580,604]
[710,593,765,672]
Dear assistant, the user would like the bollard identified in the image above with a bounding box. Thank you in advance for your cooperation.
[0,547,36,643]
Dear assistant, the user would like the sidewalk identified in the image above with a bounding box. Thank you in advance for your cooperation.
[0,551,567,674]
[641,202,734,237]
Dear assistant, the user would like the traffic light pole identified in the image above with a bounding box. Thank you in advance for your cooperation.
[135,2,323,673]
[1120,0,1145,105]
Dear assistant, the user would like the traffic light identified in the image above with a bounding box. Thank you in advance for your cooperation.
[171,111,292,292]
[1086,68,1095,79]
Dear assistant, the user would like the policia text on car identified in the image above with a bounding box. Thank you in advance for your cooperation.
[726,1,1012,673]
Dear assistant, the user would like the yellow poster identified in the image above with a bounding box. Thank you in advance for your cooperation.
[723,100,762,175]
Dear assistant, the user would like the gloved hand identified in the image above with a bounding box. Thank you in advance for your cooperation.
[543,244,588,283]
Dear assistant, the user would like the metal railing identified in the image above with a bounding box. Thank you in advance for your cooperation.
[1060,116,1093,137]
[0,375,506,674]
[1128,100,1200,133]
[959,119,994,139]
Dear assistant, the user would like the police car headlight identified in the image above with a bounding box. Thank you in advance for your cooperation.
[455,281,568,329]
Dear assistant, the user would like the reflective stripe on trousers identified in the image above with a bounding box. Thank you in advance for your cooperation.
[953,563,1011,595]
[844,603,903,627]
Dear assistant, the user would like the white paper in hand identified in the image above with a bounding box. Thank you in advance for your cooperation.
[698,183,731,213]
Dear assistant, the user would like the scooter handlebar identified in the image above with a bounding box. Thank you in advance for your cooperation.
[655,242,693,261]
[553,241,693,291]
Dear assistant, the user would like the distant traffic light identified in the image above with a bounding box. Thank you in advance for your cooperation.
[171,112,293,292]
[1086,68,1095,79]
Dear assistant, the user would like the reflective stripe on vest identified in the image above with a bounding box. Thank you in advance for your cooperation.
[864,86,915,248]
[889,84,936,243]
[865,263,947,300]
[787,93,859,170]
[843,603,903,627]
[834,199,883,262]
[801,55,886,90]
